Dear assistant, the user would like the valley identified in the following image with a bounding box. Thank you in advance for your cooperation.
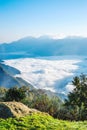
[4,56,87,96]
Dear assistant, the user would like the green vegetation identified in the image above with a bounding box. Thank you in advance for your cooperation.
[64,74,87,120]
[0,74,87,129]
[0,74,87,121]
[0,113,87,130]
[22,89,62,117]
[4,86,26,102]
[0,87,7,101]
[0,86,62,118]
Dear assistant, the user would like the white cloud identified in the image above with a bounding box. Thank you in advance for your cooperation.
[4,56,87,94]
[65,84,75,92]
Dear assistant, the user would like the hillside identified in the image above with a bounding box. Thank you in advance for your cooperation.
[0,63,33,88]
[0,62,20,76]
[0,101,87,130]
[0,37,87,59]
[0,112,87,130]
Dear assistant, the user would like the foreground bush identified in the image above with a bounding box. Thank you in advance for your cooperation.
[22,90,62,117]
[4,86,26,102]
[0,113,87,130]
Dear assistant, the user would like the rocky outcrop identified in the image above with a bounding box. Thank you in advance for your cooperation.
[0,102,39,118]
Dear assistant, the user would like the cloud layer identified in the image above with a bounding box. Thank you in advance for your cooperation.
[4,56,87,94]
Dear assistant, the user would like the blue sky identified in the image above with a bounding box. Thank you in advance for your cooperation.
[0,0,87,43]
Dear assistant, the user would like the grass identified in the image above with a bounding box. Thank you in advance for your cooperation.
[0,113,87,130]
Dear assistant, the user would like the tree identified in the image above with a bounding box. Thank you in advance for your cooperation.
[22,88,62,117]
[48,96,62,117]
[31,94,50,112]
[0,87,7,101]
[64,74,87,120]
[5,86,26,102]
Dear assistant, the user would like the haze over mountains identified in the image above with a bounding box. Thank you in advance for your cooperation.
[0,36,87,97]
[0,36,87,60]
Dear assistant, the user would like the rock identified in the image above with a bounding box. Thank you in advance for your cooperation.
[0,101,39,118]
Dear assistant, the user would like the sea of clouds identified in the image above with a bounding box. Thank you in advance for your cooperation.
[4,56,87,95]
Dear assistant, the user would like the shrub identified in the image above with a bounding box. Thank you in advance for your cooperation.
[4,86,26,102]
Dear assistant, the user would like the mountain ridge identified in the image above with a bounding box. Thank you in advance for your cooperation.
[0,63,33,88]
[0,36,87,60]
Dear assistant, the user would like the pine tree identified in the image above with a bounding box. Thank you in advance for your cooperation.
[64,74,87,120]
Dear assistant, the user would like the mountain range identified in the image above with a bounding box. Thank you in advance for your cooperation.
[0,36,87,60]
[0,36,87,99]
